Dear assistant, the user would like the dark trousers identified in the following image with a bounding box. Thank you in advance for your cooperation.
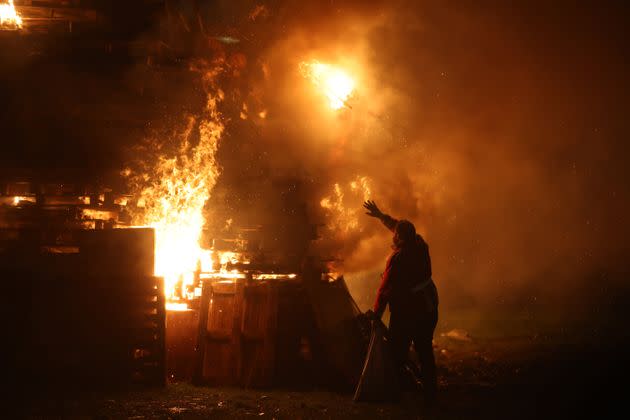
[389,307,438,400]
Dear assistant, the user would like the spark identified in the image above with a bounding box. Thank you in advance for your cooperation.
[212,36,240,44]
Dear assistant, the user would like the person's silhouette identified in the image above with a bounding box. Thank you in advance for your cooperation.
[363,200,439,405]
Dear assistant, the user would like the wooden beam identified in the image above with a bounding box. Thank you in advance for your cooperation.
[16,5,100,22]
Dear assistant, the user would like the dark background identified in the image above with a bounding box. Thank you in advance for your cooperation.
[1,1,629,415]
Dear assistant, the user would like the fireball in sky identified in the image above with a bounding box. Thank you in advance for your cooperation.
[300,59,355,110]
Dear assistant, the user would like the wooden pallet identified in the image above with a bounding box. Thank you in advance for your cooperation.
[191,277,337,388]
[193,279,280,387]
[0,228,166,389]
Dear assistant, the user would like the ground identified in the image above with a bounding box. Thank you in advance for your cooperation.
[23,306,626,419]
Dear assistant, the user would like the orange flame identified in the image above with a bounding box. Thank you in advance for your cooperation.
[131,89,224,304]
[0,1,22,29]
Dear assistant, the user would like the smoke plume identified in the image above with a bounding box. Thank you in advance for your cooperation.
[208,1,628,313]
[123,1,629,319]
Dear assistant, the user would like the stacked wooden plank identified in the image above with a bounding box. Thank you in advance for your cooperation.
[11,0,101,34]
[0,228,166,390]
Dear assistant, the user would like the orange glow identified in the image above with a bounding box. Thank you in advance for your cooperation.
[165,302,191,312]
[199,272,247,280]
[0,1,22,29]
[254,274,297,280]
[12,196,33,206]
[300,60,355,110]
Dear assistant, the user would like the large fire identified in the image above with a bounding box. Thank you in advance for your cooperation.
[300,60,355,110]
[0,0,22,29]
[130,60,356,310]
[131,88,224,309]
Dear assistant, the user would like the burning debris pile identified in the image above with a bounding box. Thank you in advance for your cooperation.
[0,0,421,392]
[107,51,369,385]
[0,52,370,388]
[0,175,367,389]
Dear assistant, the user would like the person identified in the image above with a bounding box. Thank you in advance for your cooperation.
[363,200,439,405]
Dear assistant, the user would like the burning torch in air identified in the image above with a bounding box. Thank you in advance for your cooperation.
[299,58,402,140]
[299,59,355,110]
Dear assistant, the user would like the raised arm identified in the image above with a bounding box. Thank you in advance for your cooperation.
[363,200,398,232]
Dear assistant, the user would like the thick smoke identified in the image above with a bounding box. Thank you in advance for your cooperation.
[116,1,628,322]
[189,1,630,316]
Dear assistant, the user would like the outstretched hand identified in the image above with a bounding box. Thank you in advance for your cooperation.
[363,200,384,219]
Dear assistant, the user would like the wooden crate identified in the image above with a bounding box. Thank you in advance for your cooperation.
[194,280,242,385]
[166,309,199,382]
[240,282,278,387]
[0,228,165,389]
[194,279,280,387]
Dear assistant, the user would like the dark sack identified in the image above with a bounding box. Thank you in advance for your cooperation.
[353,320,400,402]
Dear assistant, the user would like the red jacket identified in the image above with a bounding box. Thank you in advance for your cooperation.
[374,215,437,317]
